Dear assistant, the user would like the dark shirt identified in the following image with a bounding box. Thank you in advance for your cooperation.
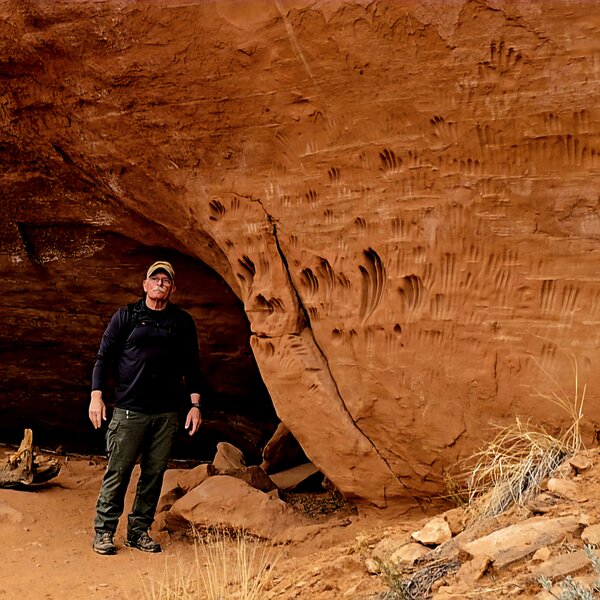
[91,299,202,413]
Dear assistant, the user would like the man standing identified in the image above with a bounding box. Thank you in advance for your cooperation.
[89,260,202,555]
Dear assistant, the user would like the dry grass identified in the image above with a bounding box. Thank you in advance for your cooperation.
[460,353,587,521]
[142,527,282,600]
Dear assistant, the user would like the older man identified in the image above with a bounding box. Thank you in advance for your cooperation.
[89,260,202,555]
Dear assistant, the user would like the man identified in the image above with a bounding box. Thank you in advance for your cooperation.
[89,260,202,555]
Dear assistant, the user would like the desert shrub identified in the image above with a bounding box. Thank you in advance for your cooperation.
[458,353,587,520]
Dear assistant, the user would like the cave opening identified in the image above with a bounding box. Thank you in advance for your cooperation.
[0,229,285,466]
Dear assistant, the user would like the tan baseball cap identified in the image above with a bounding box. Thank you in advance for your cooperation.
[146,261,175,281]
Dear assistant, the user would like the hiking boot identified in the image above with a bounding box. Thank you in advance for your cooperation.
[93,531,117,555]
[125,531,161,553]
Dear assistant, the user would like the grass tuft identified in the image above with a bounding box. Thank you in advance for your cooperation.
[142,526,282,600]
[460,353,587,521]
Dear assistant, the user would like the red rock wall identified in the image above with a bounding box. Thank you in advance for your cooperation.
[1,0,599,505]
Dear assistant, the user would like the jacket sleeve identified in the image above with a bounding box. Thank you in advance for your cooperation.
[180,311,204,396]
[91,307,129,393]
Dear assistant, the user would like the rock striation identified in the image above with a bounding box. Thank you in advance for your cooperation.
[1,0,599,504]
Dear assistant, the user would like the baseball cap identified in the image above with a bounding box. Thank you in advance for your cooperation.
[146,261,175,281]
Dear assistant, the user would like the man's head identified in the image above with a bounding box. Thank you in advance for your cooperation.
[146,261,175,281]
[143,261,176,304]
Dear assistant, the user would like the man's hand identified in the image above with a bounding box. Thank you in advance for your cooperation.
[89,391,107,429]
[185,407,202,436]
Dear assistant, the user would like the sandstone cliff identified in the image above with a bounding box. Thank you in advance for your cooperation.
[1,0,599,505]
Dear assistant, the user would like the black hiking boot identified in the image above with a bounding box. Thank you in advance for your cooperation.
[125,531,161,553]
[93,531,117,555]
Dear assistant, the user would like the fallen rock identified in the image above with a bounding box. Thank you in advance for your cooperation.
[270,462,321,491]
[219,465,277,492]
[177,463,218,492]
[582,524,600,546]
[532,547,552,563]
[455,555,490,586]
[164,475,304,539]
[212,442,246,470]
[534,549,590,579]
[547,477,585,502]
[443,507,467,536]
[389,542,431,566]
[460,516,581,568]
[157,487,184,513]
[260,422,307,473]
[569,453,593,474]
[411,516,452,546]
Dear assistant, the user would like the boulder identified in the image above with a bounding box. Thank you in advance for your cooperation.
[164,475,304,539]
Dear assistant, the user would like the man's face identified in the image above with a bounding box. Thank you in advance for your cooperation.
[143,270,175,301]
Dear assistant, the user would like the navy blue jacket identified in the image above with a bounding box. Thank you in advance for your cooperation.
[92,299,202,413]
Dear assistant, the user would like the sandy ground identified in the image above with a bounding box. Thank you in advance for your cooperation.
[0,450,426,600]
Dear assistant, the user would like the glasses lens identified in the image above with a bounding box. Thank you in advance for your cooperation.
[150,276,172,285]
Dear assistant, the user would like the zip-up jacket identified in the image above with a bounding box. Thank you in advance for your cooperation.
[92,299,203,413]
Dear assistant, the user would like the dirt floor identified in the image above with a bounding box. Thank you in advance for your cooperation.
[0,449,428,600]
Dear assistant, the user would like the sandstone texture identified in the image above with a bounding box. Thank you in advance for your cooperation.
[1,0,599,505]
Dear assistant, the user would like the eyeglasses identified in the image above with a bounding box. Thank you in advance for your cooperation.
[149,276,173,286]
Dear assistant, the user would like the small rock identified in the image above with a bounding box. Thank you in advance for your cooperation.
[582,524,600,546]
[411,516,452,546]
[389,542,430,566]
[535,549,590,579]
[547,477,585,501]
[532,547,552,562]
[443,507,466,536]
[569,453,593,474]
[455,555,490,585]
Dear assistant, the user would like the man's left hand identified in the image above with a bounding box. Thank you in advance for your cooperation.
[185,407,202,436]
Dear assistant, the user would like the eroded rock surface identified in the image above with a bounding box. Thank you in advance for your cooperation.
[1,0,599,504]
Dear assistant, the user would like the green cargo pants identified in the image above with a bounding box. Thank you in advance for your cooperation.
[94,408,179,537]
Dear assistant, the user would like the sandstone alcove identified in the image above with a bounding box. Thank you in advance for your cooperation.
[1,216,279,464]
[1,0,600,507]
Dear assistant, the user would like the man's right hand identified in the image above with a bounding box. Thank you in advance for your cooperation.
[89,392,107,429]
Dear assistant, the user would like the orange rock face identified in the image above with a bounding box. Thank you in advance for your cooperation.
[1,0,599,505]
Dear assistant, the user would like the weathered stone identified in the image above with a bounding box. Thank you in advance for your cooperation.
[532,547,552,563]
[460,516,581,568]
[455,555,490,585]
[411,516,452,546]
[165,475,304,539]
[219,465,278,493]
[443,508,467,536]
[534,549,590,579]
[582,524,600,546]
[547,478,585,502]
[212,442,246,471]
[260,422,308,474]
[270,463,321,491]
[1,0,600,506]
[389,543,431,566]
[570,454,593,474]
[177,464,218,493]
